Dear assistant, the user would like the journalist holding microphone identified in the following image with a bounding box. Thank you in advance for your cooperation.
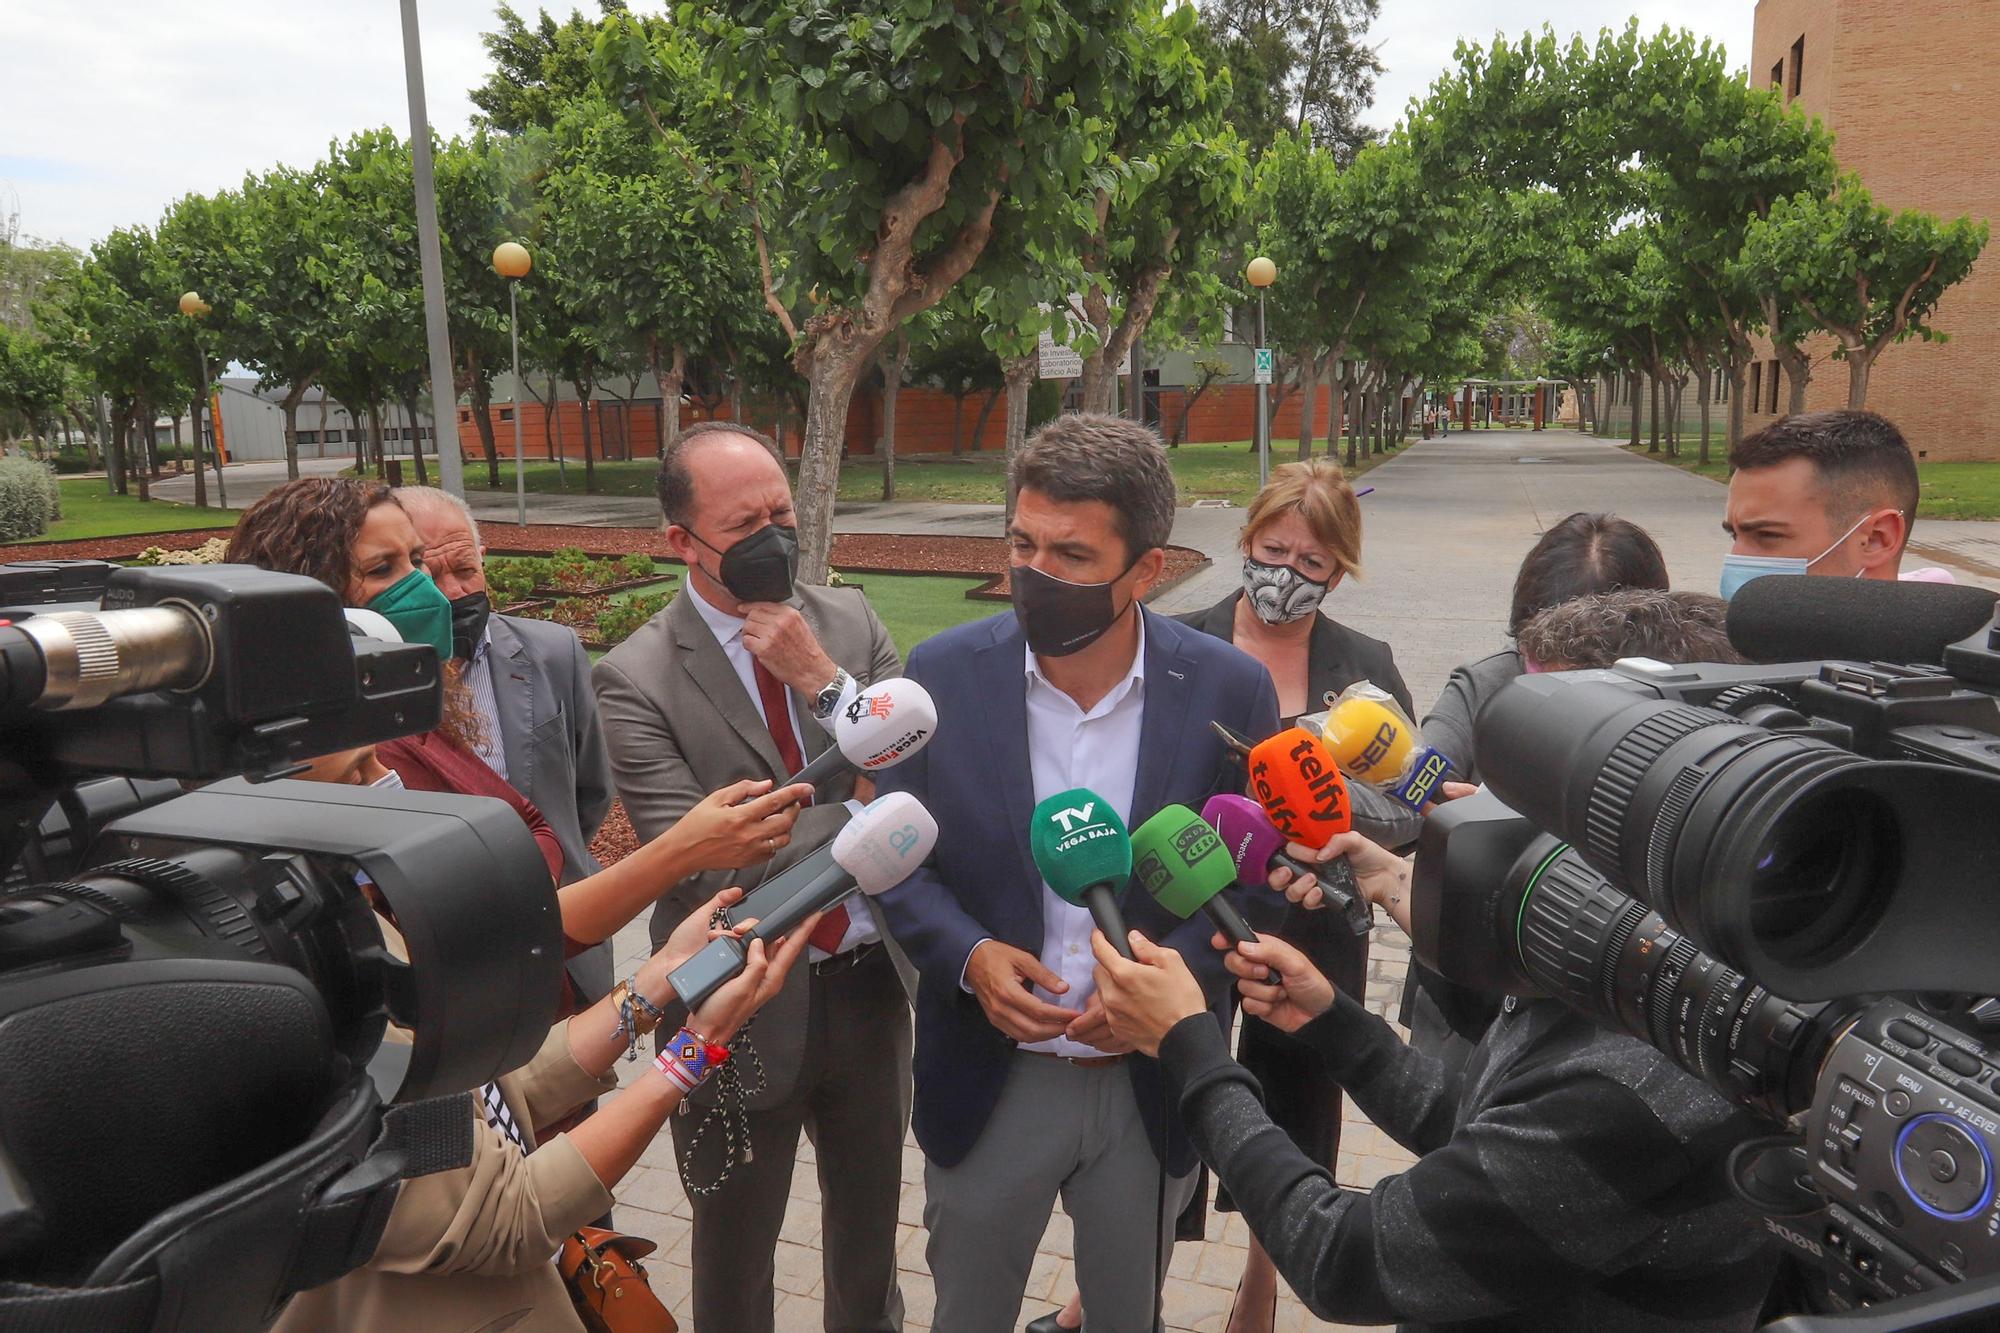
[1089,826,1779,1333]
[872,415,1280,1333]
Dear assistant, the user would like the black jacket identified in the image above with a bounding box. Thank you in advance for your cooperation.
[1175,591,1416,721]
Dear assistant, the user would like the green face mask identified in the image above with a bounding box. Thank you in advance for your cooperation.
[367,568,455,662]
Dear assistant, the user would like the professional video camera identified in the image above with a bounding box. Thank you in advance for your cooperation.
[1413,575,2000,1331]
[0,560,566,1331]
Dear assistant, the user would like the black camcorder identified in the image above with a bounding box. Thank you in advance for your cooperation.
[1414,576,2000,1330]
[0,561,565,1331]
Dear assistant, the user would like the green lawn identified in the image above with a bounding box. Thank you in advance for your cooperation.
[1622,442,2000,519]
[4,478,240,545]
[573,567,993,662]
[469,438,1394,510]
[1618,440,1733,482]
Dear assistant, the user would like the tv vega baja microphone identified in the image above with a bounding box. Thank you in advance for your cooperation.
[1203,793,1370,936]
[785,676,938,790]
[1030,787,1136,960]
[1130,805,1258,945]
[668,791,938,1009]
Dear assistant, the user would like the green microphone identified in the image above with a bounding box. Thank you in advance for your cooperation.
[1129,805,1258,946]
[1028,787,1137,960]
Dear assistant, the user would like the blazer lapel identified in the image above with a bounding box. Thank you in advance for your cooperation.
[974,619,1041,939]
[794,594,834,768]
[1131,609,1195,832]
[671,594,786,778]
[489,616,535,791]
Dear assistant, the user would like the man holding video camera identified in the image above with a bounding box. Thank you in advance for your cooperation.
[592,420,910,1333]
[1091,829,1779,1333]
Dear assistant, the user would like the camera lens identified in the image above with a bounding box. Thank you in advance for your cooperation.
[1746,784,1897,968]
[1512,842,1829,1121]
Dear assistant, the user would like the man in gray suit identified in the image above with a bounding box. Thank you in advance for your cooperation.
[398,487,616,1001]
[592,421,909,1333]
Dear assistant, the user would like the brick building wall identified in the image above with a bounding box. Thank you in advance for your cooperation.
[1746,0,1999,461]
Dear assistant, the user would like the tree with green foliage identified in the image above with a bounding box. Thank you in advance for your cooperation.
[1740,182,1989,410]
[57,228,189,497]
[1199,0,1382,160]
[473,2,625,133]
[601,0,1153,579]
[0,326,70,449]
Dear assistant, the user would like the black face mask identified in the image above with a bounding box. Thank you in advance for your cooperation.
[691,522,800,605]
[1011,558,1140,658]
[449,591,492,661]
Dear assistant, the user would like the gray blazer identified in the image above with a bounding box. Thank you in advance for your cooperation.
[591,584,908,1105]
[485,613,616,999]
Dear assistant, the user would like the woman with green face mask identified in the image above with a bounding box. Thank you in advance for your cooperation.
[226,479,813,1032]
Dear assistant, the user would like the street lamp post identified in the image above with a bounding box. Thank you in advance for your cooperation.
[1246,256,1277,488]
[178,292,226,509]
[493,242,532,527]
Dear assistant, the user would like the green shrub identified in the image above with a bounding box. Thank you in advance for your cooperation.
[619,551,656,580]
[0,457,60,540]
[51,447,94,475]
[595,590,671,644]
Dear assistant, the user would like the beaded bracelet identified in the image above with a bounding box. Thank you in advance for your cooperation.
[655,1027,732,1096]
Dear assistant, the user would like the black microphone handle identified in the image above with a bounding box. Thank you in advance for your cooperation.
[786,741,853,792]
[1083,884,1136,960]
[724,839,851,941]
[1202,895,1259,945]
[1273,849,1371,937]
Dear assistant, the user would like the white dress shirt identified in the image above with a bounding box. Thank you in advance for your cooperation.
[1016,615,1147,1058]
[465,624,508,781]
[683,580,876,958]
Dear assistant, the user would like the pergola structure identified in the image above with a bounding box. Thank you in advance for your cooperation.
[1449,377,1561,432]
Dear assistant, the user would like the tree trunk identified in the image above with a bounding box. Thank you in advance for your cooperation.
[169,412,184,473]
[573,384,597,493]
[404,394,430,487]
[1724,354,1748,450]
[969,385,1003,452]
[1368,382,1384,456]
[878,333,909,502]
[1771,341,1810,417]
[1626,371,1642,447]
[660,342,686,456]
[279,382,309,481]
[1296,352,1321,461]
[107,402,128,495]
[132,401,152,501]
[470,377,500,488]
[1697,361,1714,467]
[189,393,209,508]
[1002,354,1035,523]
[367,402,386,479]
[794,345,872,584]
[1847,353,1873,410]
[1344,373,1363,469]
[1647,371,1662,453]
[949,391,966,457]
[1077,282,1115,414]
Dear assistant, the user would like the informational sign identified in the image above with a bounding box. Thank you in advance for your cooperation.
[1253,348,1274,385]
[1038,329,1084,380]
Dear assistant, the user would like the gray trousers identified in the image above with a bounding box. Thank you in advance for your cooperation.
[671,945,911,1333]
[924,1052,1197,1333]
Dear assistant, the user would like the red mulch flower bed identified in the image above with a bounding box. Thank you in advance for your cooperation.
[2,524,1207,600]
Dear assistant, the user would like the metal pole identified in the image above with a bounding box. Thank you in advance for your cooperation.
[399,0,463,496]
[200,347,227,508]
[1255,291,1269,488]
[510,282,526,527]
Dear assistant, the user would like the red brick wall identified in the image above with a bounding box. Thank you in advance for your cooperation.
[1746,0,2000,461]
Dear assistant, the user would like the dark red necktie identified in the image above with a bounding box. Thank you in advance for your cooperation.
[752,659,849,955]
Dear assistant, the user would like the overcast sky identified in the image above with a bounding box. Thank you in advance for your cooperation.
[3,0,1753,252]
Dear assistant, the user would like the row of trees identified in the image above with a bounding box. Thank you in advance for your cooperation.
[4,0,1983,572]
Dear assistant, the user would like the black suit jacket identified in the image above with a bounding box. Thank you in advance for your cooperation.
[1176,590,1415,721]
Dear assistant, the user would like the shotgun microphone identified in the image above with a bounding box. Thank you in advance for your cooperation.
[1029,787,1135,960]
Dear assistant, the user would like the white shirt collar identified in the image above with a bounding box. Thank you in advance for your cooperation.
[469,618,495,664]
[1023,609,1147,717]
[684,578,746,649]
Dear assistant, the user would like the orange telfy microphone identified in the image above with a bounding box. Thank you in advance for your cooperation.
[1246,727,1354,848]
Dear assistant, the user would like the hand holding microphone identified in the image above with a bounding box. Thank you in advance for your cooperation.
[1029,787,1137,960]
[668,791,938,1010]
[1202,794,1370,936]
[784,677,937,793]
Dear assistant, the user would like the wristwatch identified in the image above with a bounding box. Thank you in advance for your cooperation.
[809,667,854,721]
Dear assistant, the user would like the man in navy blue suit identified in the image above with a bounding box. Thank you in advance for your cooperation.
[874,415,1281,1333]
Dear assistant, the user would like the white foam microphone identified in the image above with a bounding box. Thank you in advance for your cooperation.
[787,677,938,789]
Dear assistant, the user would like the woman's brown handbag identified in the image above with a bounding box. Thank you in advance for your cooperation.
[558,1226,678,1333]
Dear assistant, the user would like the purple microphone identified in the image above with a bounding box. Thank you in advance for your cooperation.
[1202,794,1370,937]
